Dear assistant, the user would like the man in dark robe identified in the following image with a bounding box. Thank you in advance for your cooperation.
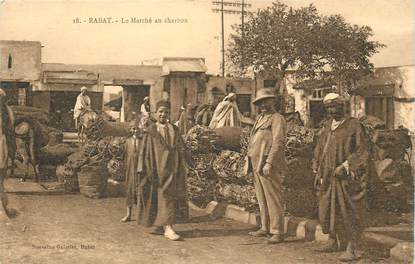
[137,100,190,241]
[313,93,369,262]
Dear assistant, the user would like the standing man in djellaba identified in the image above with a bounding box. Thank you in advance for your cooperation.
[136,100,193,241]
[244,88,287,244]
[313,93,370,262]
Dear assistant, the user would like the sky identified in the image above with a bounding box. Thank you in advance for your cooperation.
[0,0,414,75]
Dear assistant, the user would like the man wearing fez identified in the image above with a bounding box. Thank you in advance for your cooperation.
[244,89,287,244]
[313,93,369,262]
[137,100,191,241]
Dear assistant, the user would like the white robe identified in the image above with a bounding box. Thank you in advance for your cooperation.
[73,94,91,120]
[208,99,242,129]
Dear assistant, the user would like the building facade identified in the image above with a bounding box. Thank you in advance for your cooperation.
[38,63,163,130]
[0,40,42,105]
[351,65,415,133]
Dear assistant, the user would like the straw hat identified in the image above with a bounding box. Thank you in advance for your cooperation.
[252,89,276,105]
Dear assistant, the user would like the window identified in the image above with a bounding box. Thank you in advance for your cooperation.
[18,88,26,105]
[236,94,252,115]
[263,80,277,88]
[365,96,394,129]
[8,54,12,69]
[212,87,224,105]
[311,87,333,100]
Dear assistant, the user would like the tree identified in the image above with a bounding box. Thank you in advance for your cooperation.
[227,1,385,93]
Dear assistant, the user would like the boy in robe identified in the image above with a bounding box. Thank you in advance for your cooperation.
[137,100,190,241]
[313,93,369,262]
[121,119,145,223]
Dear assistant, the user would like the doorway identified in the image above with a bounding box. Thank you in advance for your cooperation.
[122,85,150,122]
[0,81,31,106]
[309,100,327,128]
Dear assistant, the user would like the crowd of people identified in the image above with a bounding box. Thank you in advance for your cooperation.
[118,88,369,262]
[0,85,370,262]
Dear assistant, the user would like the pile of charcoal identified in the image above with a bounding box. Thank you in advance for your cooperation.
[286,123,315,160]
[186,153,218,207]
[359,116,413,212]
[84,116,106,141]
[61,137,126,191]
[213,150,258,212]
[185,122,318,216]
[184,125,219,154]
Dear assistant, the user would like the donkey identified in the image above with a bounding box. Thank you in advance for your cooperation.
[77,109,99,144]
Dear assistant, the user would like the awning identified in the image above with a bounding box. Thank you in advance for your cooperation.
[43,71,98,85]
[112,79,144,86]
[353,84,395,97]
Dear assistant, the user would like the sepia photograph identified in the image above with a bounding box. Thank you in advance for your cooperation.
[0,0,414,263]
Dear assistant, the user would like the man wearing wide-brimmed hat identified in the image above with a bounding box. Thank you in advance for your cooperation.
[312,93,369,262]
[244,88,287,244]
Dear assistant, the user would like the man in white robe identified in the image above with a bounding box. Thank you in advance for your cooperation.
[73,86,92,129]
[209,93,242,129]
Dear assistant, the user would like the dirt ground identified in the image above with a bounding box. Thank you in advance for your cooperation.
[0,194,393,264]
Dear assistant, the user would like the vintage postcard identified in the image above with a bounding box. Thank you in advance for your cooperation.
[0,0,414,263]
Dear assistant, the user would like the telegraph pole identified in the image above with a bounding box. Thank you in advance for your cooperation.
[211,1,251,77]
[221,0,225,77]
[241,0,245,72]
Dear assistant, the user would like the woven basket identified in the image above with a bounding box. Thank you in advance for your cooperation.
[78,165,108,199]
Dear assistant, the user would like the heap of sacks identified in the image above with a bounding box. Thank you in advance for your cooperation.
[60,137,126,192]
[185,123,316,216]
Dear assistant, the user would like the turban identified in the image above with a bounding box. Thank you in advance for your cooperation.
[156,100,170,110]
[323,93,346,105]
[81,86,88,91]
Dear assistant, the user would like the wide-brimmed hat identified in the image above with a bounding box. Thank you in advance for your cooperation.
[252,89,276,105]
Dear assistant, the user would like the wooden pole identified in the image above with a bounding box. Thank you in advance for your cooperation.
[221,0,225,77]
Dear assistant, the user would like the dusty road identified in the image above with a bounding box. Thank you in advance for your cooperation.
[1,194,392,264]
